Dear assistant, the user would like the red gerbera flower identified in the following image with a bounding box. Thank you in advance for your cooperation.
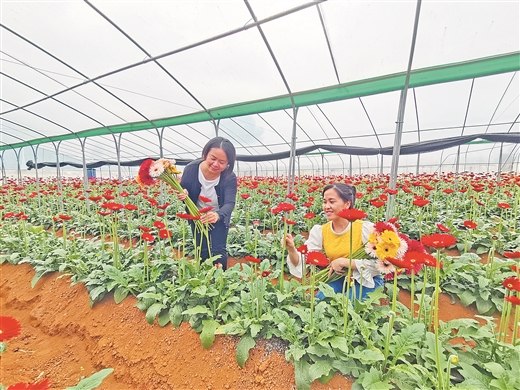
[58,214,72,221]
[386,257,413,269]
[504,296,520,306]
[443,189,454,194]
[0,316,22,341]
[136,159,155,187]
[142,233,155,243]
[303,212,315,219]
[176,213,191,219]
[337,208,367,222]
[463,220,477,229]
[503,251,520,259]
[139,226,152,232]
[277,202,296,212]
[421,233,457,249]
[153,221,166,229]
[261,270,271,278]
[159,229,172,239]
[199,195,213,203]
[7,378,52,390]
[97,211,111,216]
[369,200,386,208]
[199,206,213,214]
[497,202,511,209]
[297,244,308,254]
[124,204,138,211]
[413,199,430,207]
[436,223,450,233]
[306,251,329,267]
[245,255,261,264]
[103,202,124,211]
[240,194,251,200]
[282,217,297,225]
[502,276,520,292]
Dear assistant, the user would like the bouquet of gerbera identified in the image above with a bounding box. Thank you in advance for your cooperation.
[314,221,410,284]
[136,158,201,228]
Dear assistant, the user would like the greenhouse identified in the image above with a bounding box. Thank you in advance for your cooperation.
[1,1,519,389]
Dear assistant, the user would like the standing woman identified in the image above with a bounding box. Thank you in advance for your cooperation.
[176,137,237,270]
[282,183,384,300]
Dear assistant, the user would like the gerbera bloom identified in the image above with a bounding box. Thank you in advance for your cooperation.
[375,241,399,260]
[282,217,297,225]
[142,233,155,243]
[58,214,72,221]
[306,251,328,267]
[375,259,395,274]
[412,199,430,207]
[277,202,296,212]
[463,220,477,229]
[0,316,22,341]
[369,200,386,208]
[436,223,450,233]
[245,255,261,264]
[103,202,125,211]
[504,296,520,306]
[297,244,308,254]
[149,160,166,178]
[136,159,155,187]
[381,230,400,246]
[199,206,213,214]
[497,202,511,209]
[240,194,251,200]
[421,233,457,249]
[159,229,172,239]
[502,276,520,292]
[261,270,271,278]
[176,213,192,219]
[504,251,520,259]
[304,212,315,219]
[337,208,367,222]
[7,378,52,390]
[199,195,213,203]
[139,226,152,232]
[124,204,138,211]
[153,221,166,229]
[386,256,413,269]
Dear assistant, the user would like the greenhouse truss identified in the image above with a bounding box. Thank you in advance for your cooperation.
[0,0,519,183]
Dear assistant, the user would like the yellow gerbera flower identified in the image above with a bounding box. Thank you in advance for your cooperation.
[381,230,400,245]
[375,241,398,260]
[368,232,379,244]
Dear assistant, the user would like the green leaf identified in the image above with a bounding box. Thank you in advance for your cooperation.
[250,323,263,338]
[169,306,183,328]
[0,342,6,354]
[459,290,477,307]
[182,306,212,316]
[145,303,166,325]
[390,322,425,362]
[158,309,170,327]
[308,359,334,383]
[200,319,219,349]
[65,368,114,390]
[236,334,256,368]
[458,362,492,389]
[475,296,494,315]
[294,358,313,390]
[113,286,129,304]
[360,367,393,390]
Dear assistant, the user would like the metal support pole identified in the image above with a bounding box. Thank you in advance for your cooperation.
[386,0,422,220]
[287,107,299,194]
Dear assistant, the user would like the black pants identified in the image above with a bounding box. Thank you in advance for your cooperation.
[190,219,229,270]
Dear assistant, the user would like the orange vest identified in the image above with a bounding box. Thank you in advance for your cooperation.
[322,220,364,263]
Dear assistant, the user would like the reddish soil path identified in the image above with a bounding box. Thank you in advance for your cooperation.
[1,263,353,390]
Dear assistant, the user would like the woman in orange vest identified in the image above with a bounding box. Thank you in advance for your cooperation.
[283,183,384,300]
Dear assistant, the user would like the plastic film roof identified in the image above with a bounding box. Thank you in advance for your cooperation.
[1,0,519,174]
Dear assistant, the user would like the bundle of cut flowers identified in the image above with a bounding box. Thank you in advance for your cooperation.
[313,220,410,284]
[136,158,202,228]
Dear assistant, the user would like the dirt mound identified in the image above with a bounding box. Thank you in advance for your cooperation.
[0,263,354,390]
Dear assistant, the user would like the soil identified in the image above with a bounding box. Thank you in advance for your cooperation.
[1,261,516,390]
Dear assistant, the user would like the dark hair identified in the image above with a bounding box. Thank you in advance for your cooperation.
[201,136,236,175]
[322,183,356,209]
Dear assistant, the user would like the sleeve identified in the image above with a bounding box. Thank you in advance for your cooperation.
[287,225,323,278]
[218,173,237,228]
[352,220,378,288]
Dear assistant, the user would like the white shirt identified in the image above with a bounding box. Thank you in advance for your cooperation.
[197,166,220,212]
[287,221,380,288]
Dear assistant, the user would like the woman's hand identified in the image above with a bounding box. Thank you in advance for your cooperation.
[328,258,348,278]
[173,189,188,201]
[281,233,295,250]
[200,211,219,225]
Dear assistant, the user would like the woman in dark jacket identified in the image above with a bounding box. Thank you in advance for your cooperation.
[176,137,237,269]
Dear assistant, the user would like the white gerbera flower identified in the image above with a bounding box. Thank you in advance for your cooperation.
[375,259,395,275]
[149,160,165,178]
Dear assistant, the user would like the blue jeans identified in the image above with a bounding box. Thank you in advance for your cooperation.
[190,219,229,270]
[316,274,384,301]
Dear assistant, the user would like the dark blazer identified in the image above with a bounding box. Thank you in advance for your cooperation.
[180,159,237,228]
